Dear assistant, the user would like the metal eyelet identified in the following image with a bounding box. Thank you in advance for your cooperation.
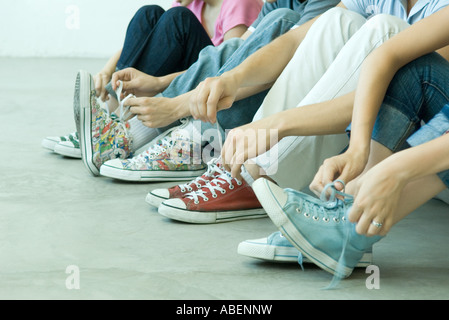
[204,197,209,202]
[296,208,301,213]
[312,216,319,221]
[229,185,234,190]
[237,181,242,186]
[323,217,330,223]
[212,194,218,198]
[333,217,340,223]
[187,187,193,192]
[220,189,226,194]
[180,188,186,193]
[303,212,310,218]
[194,200,199,204]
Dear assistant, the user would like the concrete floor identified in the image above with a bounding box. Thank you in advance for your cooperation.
[1,57,448,300]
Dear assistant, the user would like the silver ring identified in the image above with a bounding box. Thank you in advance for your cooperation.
[371,220,383,228]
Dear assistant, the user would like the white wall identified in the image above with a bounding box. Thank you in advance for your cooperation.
[0,0,173,58]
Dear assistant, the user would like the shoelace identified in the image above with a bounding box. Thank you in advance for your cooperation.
[317,180,354,290]
[127,118,191,164]
[177,158,224,192]
[115,80,135,123]
[185,165,243,204]
[295,180,352,224]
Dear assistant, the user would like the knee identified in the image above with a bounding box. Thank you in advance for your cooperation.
[260,8,302,25]
[395,52,448,82]
[322,7,366,26]
[164,6,196,21]
[364,13,409,31]
[133,5,165,23]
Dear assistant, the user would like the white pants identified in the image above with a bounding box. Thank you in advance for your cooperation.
[253,7,410,191]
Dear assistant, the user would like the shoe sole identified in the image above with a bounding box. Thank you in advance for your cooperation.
[54,143,82,159]
[237,240,373,266]
[74,70,99,176]
[41,138,58,151]
[238,241,299,262]
[158,203,267,224]
[99,164,206,182]
[252,178,353,278]
[145,192,167,208]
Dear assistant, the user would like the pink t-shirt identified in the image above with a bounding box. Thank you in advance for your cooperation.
[172,0,263,46]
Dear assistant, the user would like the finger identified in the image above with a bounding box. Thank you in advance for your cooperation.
[309,165,325,197]
[206,102,217,124]
[347,202,363,223]
[321,160,339,188]
[195,83,210,122]
[354,208,371,235]
[111,71,124,90]
[222,134,237,172]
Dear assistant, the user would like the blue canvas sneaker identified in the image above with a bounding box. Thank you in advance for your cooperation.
[252,178,383,278]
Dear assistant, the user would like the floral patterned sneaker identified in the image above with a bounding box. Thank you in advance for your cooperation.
[145,158,224,207]
[158,169,266,224]
[100,118,206,182]
[74,70,133,176]
[42,132,81,159]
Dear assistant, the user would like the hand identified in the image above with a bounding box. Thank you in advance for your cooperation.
[310,148,369,197]
[124,96,183,128]
[221,117,280,179]
[189,74,240,124]
[111,68,161,98]
[94,70,113,102]
[348,162,406,236]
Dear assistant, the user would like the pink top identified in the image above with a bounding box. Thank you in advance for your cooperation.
[172,0,263,46]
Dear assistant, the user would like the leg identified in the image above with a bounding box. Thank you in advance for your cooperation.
[159,8,302,130]
[254,12,411,191]
[118,6,212,76]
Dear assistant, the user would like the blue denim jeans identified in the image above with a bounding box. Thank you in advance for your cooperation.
[106,5,212,98]
[161,8,303,130]
[118,5,212,75]
[371,52,449,187]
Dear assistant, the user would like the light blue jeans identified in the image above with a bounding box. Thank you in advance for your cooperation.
[371,52,449,187]
[160,8,302,130]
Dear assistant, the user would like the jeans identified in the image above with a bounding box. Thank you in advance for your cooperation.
[161,8,303,130]
[106,5,212,98]
[372,52,449,188]
[118,5,212,75]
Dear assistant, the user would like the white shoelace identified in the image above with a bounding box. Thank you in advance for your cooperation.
[127,118,191,164]
[177,158,224,192]
[185,167,243,204]
[115,80,135,122]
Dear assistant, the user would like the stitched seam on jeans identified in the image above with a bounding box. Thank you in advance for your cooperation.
[422,81,449,108]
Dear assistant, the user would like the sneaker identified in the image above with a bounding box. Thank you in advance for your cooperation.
[146,158,224,207]
[53,132,82,158]
[41,132,81,159]
[252,178,382,278]
[99,118,206,182]
[74,70,133,176]
[158,170,266,223]
[238,231,373,267]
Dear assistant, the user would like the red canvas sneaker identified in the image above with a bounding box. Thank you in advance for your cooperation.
[158,170,266,223]
[145,158,224,207]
